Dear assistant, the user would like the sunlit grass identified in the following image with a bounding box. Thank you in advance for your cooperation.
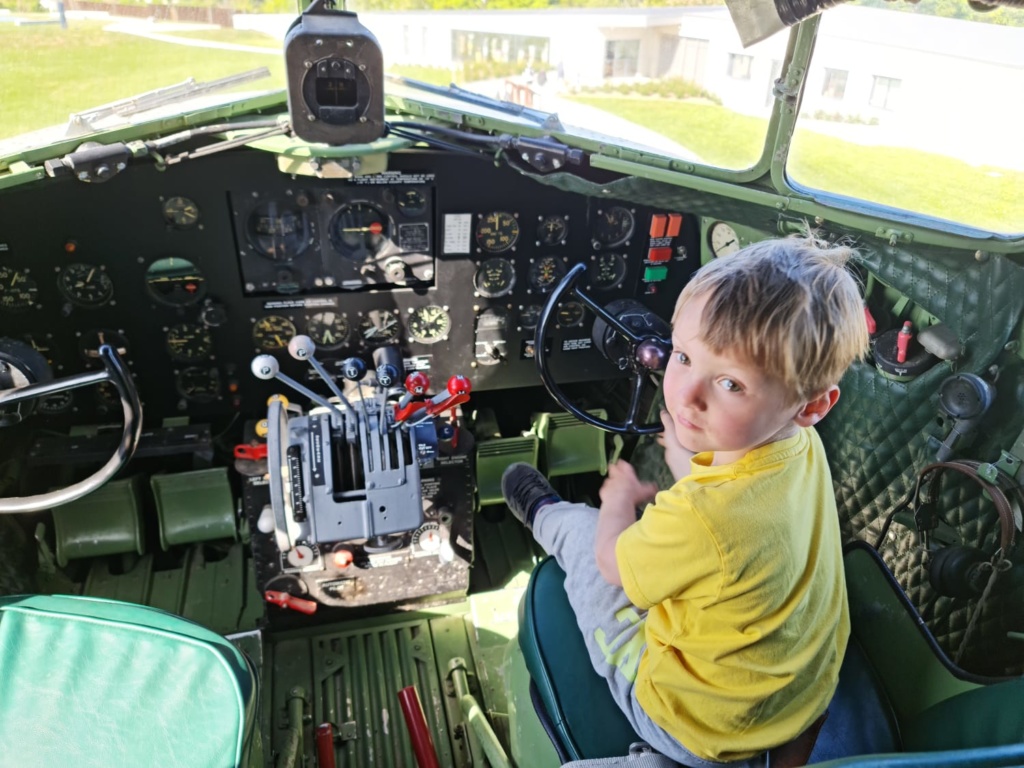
[0,20,285,139]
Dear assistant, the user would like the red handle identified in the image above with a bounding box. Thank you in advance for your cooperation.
[397,686,441,768]
[234,443,268,460]
[316,723,337,768]
[264,590,318,615]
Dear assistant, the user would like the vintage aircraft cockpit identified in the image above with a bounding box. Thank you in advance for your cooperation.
[1,0,1023,765]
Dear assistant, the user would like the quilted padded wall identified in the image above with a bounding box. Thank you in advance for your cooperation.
[819,246,1024,677]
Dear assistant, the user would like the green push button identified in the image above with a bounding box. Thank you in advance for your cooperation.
[643,265,668,282]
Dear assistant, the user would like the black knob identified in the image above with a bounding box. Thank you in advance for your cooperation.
[376,363,400,388]
[341,357,367,382]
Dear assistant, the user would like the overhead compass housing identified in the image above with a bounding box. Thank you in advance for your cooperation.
[284,0,384,145]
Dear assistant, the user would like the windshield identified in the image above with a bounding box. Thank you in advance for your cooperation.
[2,0,1022,233]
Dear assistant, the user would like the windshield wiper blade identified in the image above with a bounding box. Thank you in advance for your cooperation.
[387,76,562,129]
[65,68,273,137]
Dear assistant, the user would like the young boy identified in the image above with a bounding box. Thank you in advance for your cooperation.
[502,236,869,767]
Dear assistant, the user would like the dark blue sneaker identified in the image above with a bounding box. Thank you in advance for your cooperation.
[501,463,561,529]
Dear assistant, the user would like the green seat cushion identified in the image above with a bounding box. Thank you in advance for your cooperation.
[518,557,641,760]
[0,594,257,768]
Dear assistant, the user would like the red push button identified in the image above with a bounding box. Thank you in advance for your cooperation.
[647,247,672,262]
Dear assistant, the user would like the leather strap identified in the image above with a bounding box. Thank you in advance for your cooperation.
[766,710,828,768]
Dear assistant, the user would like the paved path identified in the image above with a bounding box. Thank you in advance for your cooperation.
[103,18,278,55]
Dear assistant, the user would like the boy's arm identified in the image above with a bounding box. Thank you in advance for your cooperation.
[595,461,658,586]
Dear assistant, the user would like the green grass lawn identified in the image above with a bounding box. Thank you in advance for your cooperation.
[0,20,285,139]
[571,95,1023,233]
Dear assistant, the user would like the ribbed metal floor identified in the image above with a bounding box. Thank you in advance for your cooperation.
[267,608,482,768]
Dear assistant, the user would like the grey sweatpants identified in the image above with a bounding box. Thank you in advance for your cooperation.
[533,500,765,768]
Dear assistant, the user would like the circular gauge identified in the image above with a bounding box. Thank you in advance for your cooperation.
[0,267,38,313]
[331,202,391,261]
[246,201,312,261]
[359,309,401,347]
[708,221,741,258]
[162,196,200,229]
[166,323,213,362]
[396,189,427,217]
[593,206,635,248]
[476,211,519,253]
[589,252,627,291]
[146,257,206,306]
[408,305,451,344]
[23,334,58,368]
[307,311,350,350]
[176,367,221,403]
[252,315,297,351]
[537,214,569,246]
[558,301,585,328]
[38,390,73,415]
[518,304,542,330]
[474,257,516,298]
[58,263,114,307]
[79,329,129,363]
[528,256,567,294]
[412,521,443,553]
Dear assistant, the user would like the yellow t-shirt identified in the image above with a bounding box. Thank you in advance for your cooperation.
[616,428,849,762]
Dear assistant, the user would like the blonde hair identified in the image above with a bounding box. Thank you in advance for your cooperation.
[672,235,869,403]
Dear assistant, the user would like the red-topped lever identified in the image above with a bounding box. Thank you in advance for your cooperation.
[423,375,472,417]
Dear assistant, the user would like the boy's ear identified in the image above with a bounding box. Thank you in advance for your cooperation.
[793,386,840,427]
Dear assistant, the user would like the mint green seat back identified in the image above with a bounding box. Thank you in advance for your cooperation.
[0,594,259,768]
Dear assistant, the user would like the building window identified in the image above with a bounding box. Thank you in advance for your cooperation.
[727,54,753,80]
[679,37,709,84]
[822,68,848,100]
[869,75,901,110]
[604,40,640,78]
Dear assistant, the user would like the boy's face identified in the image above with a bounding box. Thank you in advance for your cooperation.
[664,292,805,466]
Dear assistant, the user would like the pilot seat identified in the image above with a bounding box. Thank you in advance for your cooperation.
[517,541,1024,767]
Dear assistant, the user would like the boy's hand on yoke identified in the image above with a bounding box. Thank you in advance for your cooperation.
[657,409,696,482]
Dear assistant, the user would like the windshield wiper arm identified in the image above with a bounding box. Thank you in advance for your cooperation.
[65,68,273,137]
[387,76,562,130]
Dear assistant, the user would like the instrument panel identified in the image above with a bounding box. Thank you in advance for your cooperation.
[0,148,699,425]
